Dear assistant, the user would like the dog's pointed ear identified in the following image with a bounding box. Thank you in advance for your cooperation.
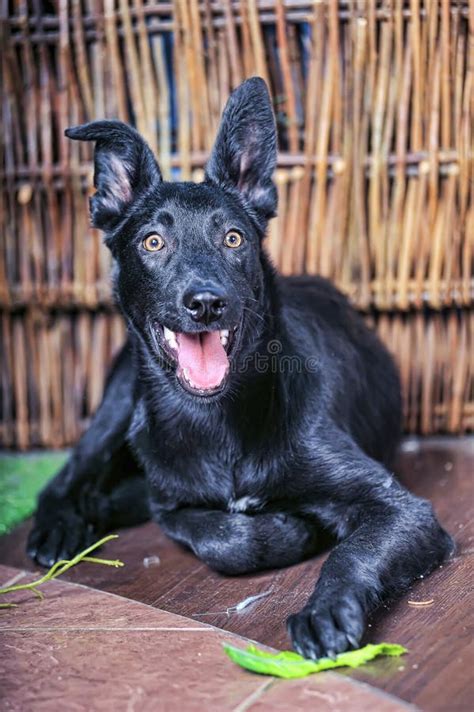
[205,77,277,222]
[65,121,161,230]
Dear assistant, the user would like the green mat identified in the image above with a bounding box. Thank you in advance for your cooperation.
[0,452,68,535]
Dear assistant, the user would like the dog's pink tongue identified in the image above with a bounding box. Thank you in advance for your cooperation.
[177,332,229,390]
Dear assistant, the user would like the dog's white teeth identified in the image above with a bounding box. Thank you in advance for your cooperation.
[220,329,229,347]
[163,326,178,349]
[183,368,199,389]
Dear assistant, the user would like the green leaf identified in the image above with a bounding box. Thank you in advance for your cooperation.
[223,642,407,679]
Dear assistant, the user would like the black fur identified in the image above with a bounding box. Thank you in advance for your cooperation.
[28,78,453,660]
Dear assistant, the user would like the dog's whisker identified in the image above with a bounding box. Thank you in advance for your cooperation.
[242,306,266,324]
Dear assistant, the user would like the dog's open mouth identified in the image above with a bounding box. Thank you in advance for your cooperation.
[151,321,238,396]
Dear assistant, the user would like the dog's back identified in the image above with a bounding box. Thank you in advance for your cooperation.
[278,274,402,465]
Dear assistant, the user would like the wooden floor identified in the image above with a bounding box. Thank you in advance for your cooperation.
[1,437,473,711]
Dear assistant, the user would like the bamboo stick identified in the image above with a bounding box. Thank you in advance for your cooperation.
[0,0,472,445]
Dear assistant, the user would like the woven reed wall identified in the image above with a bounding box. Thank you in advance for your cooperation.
[1,0,473,448]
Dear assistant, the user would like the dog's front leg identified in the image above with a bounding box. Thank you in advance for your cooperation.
[287,429,454,660]
[156,508,319,574]
[27,343,139,566]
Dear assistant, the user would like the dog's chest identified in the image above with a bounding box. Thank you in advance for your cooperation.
[154,444,269,509]
[131,416,274,510]
[130,397,286,511]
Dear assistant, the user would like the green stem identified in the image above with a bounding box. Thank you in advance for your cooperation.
[0,535,123,602]
[82,556,124,568]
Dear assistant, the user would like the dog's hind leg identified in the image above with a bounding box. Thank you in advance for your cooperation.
[156,508,321,574]
[27,342,141,566]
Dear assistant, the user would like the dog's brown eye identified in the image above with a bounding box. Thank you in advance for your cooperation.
[224,231,243,249]
[143,234,164,252]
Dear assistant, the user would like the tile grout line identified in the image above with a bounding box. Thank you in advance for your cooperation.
[231,679,276,712]
[0,570,27,588]
[0,626,218,632]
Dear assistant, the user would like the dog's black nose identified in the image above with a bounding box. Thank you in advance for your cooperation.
[183,289,228,324]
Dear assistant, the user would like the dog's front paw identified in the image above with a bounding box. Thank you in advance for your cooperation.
[287,590,366,660]
[27,499,98,568]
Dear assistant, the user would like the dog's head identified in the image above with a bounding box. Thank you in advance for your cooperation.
[66,78,277,398]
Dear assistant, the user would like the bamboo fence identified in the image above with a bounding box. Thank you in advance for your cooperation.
[1,0,473,448]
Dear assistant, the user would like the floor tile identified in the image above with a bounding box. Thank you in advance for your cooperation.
[0,564,409,711]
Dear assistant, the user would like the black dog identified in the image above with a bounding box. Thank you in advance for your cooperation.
[27,78,453,660]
